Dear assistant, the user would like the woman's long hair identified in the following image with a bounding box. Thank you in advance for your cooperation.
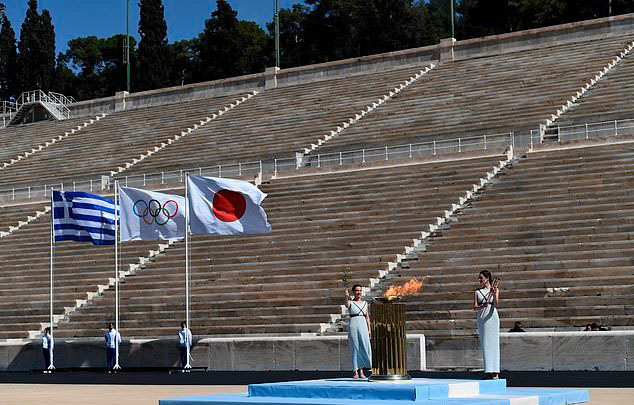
[479,270,493,284]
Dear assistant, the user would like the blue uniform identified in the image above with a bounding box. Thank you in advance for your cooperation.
[42,333,53,368]
[104,329,121,369]
[178,328,193,367]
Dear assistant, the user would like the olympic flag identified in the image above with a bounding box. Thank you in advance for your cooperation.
[119,186,186,241]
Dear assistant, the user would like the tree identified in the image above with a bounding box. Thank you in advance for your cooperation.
[197,0,241,81]
[137,0,170,91]
[39,9,56,89]
[236,20,268,75]
[273,0,425,66]
[266,4,310,68]
[58,34,137,100]
[16,0,56,93]
[0,12,18,99]
[168,38,199,86]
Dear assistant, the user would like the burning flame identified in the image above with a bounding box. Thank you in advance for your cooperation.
[384,279,423,297]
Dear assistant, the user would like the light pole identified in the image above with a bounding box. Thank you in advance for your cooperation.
[275,0,280,68]
[450,0,455,38]
[124,0,131,92]
[275,0,280,67]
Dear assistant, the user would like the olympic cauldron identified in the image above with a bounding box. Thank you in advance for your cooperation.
[369,279,422,381]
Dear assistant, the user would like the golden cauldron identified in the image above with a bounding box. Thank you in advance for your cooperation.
[369,296,411,381]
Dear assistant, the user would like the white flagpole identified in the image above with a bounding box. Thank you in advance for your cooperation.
[114,181,121,370]
[49,190,55,370]
[185,173,191,369]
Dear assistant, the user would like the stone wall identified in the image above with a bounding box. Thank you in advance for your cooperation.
[2,331,632,372]
[0,335,426,372]
[64,13,634,119]
[427,331,634,371]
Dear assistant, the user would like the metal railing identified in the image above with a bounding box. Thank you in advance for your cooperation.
[1,100,17,128]
[274,132,514,174]
[0,132,514,204]
[530,118,634,147]
[13,90,74,121]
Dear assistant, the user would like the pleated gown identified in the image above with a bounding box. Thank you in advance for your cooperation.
[476,288,500,373]
[348,300,372,370]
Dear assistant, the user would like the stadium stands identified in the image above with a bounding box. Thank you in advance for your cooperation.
[0,94,246,190]
[48,156,503,338]
[0,14,634,373]
[0,117,90,165]
[555,47,634,126]
[392,142,634,336]
[317,35,634,154]
[121,66,429,176]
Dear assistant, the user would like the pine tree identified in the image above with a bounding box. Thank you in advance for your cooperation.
[137,0,170,91]
[197,0,242,81]
[39,9,56,90]
[16,0,56,93]
[0,13,18,99]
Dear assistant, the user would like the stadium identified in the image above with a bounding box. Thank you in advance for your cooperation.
[0,1,633,404]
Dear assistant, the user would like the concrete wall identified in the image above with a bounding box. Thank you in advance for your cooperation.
[3,331,633,372]
[427,331,634,371]
[0,335,426,372]
[63,13,634,119]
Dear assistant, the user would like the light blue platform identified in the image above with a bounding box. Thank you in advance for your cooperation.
[159,378,590,405]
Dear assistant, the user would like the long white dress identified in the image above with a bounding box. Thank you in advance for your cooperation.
[476,288,500,373]
[348,300,372,370]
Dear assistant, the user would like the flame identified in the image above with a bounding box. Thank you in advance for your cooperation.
[384,279,423,297]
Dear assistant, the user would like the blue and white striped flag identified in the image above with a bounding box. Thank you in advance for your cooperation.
[53,191,117,245]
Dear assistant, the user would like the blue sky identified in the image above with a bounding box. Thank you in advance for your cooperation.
[1,0,303,53]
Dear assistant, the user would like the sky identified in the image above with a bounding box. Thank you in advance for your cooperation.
[1,0,304,53]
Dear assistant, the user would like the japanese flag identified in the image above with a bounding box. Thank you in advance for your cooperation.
[187,175,272,235]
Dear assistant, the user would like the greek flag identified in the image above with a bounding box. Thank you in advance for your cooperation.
[53,191,116,245]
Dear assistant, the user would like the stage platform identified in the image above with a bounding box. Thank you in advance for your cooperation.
[159,378,590,405]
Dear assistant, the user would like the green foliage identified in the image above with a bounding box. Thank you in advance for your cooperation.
[167,39,198,86]
[16,0,56,93]
[5,0,634,101]
[0,12,18,99]
[137,0,170,91]
[59,35,137,100]
[196,0,268,82]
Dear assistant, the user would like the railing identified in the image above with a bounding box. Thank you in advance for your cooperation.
[274,132,514,174]
[0,132,514,204]
[13,90,73,121]
[1,101,17,127]
[530,118,634,147]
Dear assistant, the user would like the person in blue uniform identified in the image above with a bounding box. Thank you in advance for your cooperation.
[474,270,500,379]
[345,284,372,379]
[104,323,121,369]
[178,321,193,368]
[42,327,53,369]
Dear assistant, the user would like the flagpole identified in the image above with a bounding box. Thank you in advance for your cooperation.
[114,181,121,370]
[49,190,55,370]
[185,173,191,369]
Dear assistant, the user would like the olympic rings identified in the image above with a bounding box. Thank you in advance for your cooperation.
[133,199,179,225]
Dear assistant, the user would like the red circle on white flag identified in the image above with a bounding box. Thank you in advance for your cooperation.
[212,189,246,222]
